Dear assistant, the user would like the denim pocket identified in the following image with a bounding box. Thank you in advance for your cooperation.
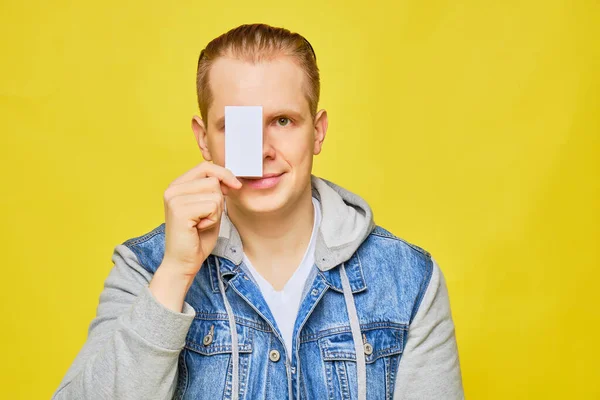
[318,325,406,400]
[180,317,253,399]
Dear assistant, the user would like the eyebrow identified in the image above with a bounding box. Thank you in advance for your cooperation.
[213,108,305,128]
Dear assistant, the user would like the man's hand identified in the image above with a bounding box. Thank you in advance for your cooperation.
[161,161,242,278]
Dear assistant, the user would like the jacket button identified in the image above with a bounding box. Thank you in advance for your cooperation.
[203,325,215,346]
[269,349,280,362]
[364,342,373,355]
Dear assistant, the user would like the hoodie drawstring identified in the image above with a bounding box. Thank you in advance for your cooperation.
[340,262,367,400]
[216,257,240,400]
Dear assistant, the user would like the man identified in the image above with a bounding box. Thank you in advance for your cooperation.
[53,23,464,399]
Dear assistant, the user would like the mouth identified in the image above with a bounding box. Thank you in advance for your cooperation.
[239,172,285,189]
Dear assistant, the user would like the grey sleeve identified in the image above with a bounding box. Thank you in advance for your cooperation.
[51,244,196,400]
[393,256,465,400]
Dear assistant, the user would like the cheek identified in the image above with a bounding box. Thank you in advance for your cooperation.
[207,135,226,165]
[280,133,313,166]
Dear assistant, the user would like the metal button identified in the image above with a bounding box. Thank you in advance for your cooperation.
[203,334,213,346]
[269,349,280,362]
[364,342,373,355]
[203,325,214,346]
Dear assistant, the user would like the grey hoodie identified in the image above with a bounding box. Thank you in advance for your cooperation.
[52,175,464,399]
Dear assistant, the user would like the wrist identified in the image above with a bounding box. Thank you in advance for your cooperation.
[155,261,197,285]
[149,264,196,313]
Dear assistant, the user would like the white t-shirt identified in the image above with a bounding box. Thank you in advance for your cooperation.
[242,197,322,357]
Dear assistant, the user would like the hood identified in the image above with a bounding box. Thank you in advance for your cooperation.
[211,174,376,271]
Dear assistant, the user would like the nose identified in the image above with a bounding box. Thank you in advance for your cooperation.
[262,128,276,161]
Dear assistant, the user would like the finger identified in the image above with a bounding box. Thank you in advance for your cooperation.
[176,192,224,214]
[220,181,232,196]
[168,192,223,218]
[190,200,222,232]
[197,216,219,231]
[172,162,242,189]
[167,176,222,198]
[176,200,221,229]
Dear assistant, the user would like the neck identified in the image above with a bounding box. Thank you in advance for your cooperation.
[226,187,315,265]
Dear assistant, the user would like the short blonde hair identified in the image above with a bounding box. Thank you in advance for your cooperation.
[196,23,320,123]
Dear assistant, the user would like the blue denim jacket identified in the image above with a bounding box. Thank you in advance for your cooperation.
[53,175,463,400]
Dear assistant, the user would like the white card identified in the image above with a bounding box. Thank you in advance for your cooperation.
[225,106,263,177]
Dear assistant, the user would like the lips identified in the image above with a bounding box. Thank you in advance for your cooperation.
[240,172,285,189]
[244,172,283,180]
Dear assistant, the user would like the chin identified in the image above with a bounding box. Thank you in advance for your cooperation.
[230,174,294,214]
[236,188,291,214]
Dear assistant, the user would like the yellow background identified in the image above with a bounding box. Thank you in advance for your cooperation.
[1,1,598,398]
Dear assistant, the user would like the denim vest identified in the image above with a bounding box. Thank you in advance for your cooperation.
[123,223,433,400]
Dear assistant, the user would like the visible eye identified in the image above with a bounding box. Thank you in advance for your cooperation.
[276,117,291,127]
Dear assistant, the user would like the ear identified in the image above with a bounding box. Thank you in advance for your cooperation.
[312,109,328,155]
[191,115,212,161]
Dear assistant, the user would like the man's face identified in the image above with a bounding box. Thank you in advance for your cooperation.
[192,55,327,215]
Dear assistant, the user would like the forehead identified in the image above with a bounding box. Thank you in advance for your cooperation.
[207,56,310,122]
